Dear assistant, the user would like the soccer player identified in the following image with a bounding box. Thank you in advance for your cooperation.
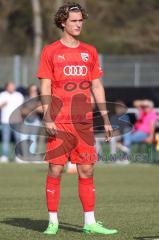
[37,2,118,235]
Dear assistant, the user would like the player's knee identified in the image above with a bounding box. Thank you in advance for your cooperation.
[80,167,94,178]
[85,170,94,178]
[51,171,62,178]
[48,164,64,178]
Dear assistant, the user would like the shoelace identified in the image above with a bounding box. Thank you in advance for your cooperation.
[96,221,103,227]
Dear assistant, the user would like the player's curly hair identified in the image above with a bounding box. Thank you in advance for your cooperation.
[54,2,88,31]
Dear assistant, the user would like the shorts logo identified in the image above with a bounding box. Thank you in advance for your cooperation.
[81,52,89,62]
[64,65,88,76]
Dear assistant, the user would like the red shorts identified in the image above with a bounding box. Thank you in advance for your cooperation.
[45,122,98,165]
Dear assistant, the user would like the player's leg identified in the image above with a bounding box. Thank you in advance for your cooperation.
[74,122,116,233]
[73,122,97,225]
[44,163,64,234]
[77,163,96,223]
[76,163,117,235]
[44,121,75,233]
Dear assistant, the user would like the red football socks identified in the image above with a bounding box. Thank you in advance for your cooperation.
[46,175,61,212]
[78,177,95,212]
[46,175,95,213]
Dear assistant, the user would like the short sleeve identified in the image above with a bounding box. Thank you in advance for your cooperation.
[0,92,6,104]
[37,46,54,80]
[91,48,103,80]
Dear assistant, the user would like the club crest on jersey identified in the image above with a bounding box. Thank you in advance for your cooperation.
[81,53,89,62]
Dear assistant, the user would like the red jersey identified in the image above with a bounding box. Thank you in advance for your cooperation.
[37,40,103,123]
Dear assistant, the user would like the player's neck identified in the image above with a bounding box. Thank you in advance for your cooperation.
[60,34,80,48]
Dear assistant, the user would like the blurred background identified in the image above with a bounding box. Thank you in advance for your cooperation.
[0,0,159,163]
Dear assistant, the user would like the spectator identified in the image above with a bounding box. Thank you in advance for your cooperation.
[120,99,157,153]
[0,82,24,163]
[20,84,41,159]
[110,100,131,137]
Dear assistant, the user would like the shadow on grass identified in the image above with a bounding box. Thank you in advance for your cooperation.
[134,236,159,240]
[0,218,83,233]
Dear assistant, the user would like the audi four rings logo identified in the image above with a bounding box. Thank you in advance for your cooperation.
[64,65,88,76]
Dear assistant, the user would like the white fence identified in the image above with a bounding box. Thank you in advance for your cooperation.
[103,54,159,87]
[0,56,37,87]
[0,54,159,87]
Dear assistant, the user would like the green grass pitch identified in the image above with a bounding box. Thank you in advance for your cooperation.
[0,163,159,240]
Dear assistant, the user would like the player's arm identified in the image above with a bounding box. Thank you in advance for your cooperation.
[91,78,112,141]
[40,78,57,136]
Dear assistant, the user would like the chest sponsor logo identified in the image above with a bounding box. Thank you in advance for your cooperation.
[63,65,88,76]
[81,52,89,62]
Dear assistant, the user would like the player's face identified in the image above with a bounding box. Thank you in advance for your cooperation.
[63,11,83,36]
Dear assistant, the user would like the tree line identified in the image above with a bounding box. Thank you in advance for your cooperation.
[0,0,159,56]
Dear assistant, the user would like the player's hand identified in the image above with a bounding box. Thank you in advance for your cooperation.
[44,121,58,136]
[104,123,113,142]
